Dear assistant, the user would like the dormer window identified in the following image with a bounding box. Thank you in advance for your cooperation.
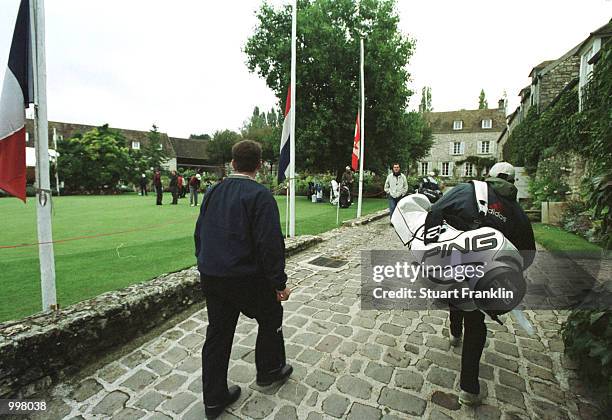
[453,120,463,130]
[481,119,492,129]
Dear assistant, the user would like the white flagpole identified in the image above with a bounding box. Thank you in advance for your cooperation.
[336,187,340,225]
[285,182,289,238]
[356,38,365,218]
[31,0,57,312]
[53,127,60,195]
[288,0,297,237]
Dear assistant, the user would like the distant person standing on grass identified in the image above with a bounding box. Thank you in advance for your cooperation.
[169,170,179,205]
[177,173,184,199]
[139,173,147,196]
[194,140,293,418]
[384,163,408,219]
[189,173,201,207]
[153,170,163,205]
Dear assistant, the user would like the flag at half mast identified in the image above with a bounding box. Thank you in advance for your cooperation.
[351,111,360,171]
[278,87,291,183]
[0,0,33,202]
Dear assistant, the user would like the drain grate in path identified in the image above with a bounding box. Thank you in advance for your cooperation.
[300,255,349,271]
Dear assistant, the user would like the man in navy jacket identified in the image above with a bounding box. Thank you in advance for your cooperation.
[194,140,292,418]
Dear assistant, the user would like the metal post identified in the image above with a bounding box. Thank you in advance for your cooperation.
[288,0,297,237]
[357,38,365,218]
[31,0,57,311]
[53,126,59,195]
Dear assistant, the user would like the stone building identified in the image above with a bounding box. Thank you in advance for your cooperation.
[23,119,211,175]
[420,103,506,182]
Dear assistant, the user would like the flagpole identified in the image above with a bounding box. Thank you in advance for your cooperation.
[285,182,289,238]
[53,127,59,195]
[288,0,297,237]
[356,37,365,218]
[31,0,57,312]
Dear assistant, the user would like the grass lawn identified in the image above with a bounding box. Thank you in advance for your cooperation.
[533,223,603,252]
[0,193,386,322]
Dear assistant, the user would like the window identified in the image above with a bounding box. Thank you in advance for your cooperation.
[441,162,450,177]
[420,162,429,175]
[453,120,463,130]
[479,141,491,154]
[452,142,464,155]
[132,141,140,150]
[464,163,474,177]
[481,119,492,129]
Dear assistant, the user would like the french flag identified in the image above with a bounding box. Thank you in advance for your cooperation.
[278,87,291,183]
[0,0,33,202]
[351,111,360,171]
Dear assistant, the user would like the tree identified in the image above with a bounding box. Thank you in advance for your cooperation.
[57,125,131,192]
[208,129,241,166]
[190,133,212,141]
[242,106,282,173]
[419,86,432,113]
[245,0,431,174]
[478,89,488,109]
[143,124,169,170]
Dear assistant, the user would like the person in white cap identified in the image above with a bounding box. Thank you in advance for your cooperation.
[423,161,535,406]
[189,173,202,207]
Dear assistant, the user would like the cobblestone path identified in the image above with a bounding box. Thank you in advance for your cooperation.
[37,219,600,419]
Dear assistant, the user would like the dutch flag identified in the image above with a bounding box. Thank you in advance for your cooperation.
[278,87,291,183]
[0,0,33,202]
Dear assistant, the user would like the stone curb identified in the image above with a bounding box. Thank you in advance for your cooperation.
[341,209,389,228]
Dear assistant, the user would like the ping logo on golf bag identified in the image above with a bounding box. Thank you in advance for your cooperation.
[423,231,499,259]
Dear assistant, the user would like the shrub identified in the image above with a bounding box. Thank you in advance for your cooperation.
[562,310,612,409]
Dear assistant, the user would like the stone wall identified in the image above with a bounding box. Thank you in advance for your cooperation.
[539,55,580,111]
[0,236,322,399]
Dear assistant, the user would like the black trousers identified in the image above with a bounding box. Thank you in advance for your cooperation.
[449,306,487,394]
[140,185,147,195]
[155,186,163,205]
[201,275,286,406]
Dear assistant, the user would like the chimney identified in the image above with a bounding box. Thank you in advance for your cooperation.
[498,98,505,110]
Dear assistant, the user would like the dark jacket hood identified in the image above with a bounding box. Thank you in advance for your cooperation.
[486,177,518,200]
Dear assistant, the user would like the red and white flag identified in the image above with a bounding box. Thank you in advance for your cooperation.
[0,0,33,202]
[351,111,360,171]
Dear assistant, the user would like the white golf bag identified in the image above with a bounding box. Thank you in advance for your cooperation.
[330,180,339,206]
[390,181,528,321]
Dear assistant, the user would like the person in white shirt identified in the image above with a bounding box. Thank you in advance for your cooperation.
[384,163,408,219]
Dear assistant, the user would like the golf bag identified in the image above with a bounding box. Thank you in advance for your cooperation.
[390,181,527,319]
[330,180,339,206]
[339,182,351,208]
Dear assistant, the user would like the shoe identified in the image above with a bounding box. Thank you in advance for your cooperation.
[449,334,461,347]
[459,390,483,406]
[205,385,241,419]
[256,364,293,386]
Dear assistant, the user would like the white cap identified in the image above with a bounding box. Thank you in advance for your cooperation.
[489,162,515,181]
[428,172,435,177]
[196,174,201,180]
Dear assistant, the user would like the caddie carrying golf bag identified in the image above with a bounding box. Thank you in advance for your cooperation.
[390,181,527,321]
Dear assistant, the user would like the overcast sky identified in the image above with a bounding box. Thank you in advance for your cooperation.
[0,0,610,138]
